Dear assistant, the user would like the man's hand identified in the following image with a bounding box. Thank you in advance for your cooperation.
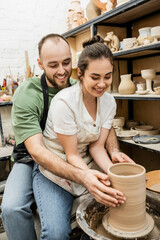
[81,169,126,207]
[111,151,135,164]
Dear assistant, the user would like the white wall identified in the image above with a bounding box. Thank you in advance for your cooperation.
[0,0,89,85]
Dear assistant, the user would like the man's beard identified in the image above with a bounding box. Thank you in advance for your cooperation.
[44,70,71,90]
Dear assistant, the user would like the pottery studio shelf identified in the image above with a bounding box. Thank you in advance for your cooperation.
[119,138,160,154]
[63,0,160,38]
[113,42,160,60]
[0,146,13,161]
[112,93,160,100]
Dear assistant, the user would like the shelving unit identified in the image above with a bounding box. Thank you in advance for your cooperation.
[62,0,160,167]
[0,101,13,160]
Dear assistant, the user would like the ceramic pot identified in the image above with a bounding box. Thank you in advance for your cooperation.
[137,27,154,45]
[116,0,130,7]
[113,116,125,129]
[103,163,154,238]
[118,74,136,95]
[123,37,138,49]
[151,26,160,41]
[141,69,156,94]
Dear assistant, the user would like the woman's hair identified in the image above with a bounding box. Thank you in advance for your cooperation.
[78,35,113,80]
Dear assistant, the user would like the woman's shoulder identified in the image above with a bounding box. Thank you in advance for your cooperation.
[54,82,80,101]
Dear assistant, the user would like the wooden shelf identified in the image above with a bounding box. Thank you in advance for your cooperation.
[0,146,13,160]
[62,0,160,38]
[119,138,160,154]
[113,42,160,59]
[112,93,160,100]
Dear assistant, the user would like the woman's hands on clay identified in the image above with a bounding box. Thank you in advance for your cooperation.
[111,151,135,164]
[81,169,126,207]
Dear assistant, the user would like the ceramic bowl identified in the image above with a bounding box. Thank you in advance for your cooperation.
[154,86,160,95]
[141,69,156,80]
[136,128,159,136]
[126,120,139,129]
[151,26,160,38]
[116,129,139,139]
[135,125,154,131]
[113,117,125,129]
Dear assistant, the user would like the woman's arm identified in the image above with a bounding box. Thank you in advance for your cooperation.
[56,133,89,170]
[106,127,135,163]
[89,128,113,174]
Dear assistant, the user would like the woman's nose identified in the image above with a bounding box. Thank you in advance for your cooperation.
[97,79,106,87]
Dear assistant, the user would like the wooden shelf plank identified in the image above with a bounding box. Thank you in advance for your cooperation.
[112,93,160,100]
[113,42,160,59]
[63,0,160,38]
[119,138,160,154]
[0,146,13,159]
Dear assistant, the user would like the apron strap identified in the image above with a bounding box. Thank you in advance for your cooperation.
[40,73,49,131]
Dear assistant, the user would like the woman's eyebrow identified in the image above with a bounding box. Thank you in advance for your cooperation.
[90,72,112,76]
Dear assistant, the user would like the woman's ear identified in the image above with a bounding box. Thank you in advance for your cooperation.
[37,58,44,70]
[77,68,82,78]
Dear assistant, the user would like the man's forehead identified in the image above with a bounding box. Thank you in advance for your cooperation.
[41,39,71,60]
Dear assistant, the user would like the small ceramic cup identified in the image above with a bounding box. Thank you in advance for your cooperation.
[123,37,138,49]
[137,83,146,91]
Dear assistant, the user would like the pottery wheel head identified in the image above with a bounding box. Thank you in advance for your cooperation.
[102,212,154,239]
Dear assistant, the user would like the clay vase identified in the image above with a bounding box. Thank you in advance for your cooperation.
[118,74,136,95]
[103,163,154,238]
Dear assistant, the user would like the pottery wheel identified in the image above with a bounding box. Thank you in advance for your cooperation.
[102,212,154,239]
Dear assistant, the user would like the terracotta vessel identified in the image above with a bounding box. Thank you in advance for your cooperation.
[118,74,136,95]
[93,0,115,13]
[67,1,87,30]
[137,27,154,45]
[103,163,154,238]
[141,69,156,94]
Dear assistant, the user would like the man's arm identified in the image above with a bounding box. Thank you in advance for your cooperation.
[106,127,134,163]
[25,133,125,207]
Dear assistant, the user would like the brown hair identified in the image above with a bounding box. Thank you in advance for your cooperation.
[38,33,69,58]
[78,35,114,80]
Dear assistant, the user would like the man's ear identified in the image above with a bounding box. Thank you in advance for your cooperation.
[37,58,44,70]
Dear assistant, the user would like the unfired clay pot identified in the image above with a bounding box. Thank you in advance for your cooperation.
[137,27,154,45]
[116,0,130,7]
[103,163,154,238]
[118,74,136,95]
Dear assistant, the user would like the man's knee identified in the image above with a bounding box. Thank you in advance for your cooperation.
[41,223,71,240]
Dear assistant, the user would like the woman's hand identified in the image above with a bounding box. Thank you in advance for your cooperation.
[111,151,135,164]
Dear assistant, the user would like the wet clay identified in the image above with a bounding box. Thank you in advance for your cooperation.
[96,215,160,240]
[103,164,154,238]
